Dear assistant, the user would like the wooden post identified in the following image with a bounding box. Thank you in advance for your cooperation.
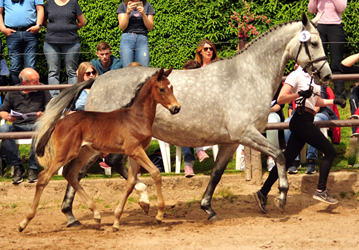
[244,147,252,181]
[251,149,262,185]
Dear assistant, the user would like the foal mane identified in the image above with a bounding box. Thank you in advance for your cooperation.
[122,69,162,109]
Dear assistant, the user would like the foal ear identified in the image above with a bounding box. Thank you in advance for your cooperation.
[157,68,165,81]
[164,67,173,77]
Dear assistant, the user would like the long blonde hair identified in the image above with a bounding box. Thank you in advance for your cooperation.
[77,62,98,82]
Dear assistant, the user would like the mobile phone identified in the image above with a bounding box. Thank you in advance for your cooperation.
[135,2,141,6]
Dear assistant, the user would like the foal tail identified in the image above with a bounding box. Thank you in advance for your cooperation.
[35,78,96,167]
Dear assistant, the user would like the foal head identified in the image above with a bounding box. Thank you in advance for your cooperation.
[151,68,181,115]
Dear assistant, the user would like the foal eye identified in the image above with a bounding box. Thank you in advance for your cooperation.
[159,88,165,93]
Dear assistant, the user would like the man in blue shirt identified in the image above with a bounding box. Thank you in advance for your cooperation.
[90,41,122,75]
[0,0,44,85]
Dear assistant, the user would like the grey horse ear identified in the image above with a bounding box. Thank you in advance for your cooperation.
[164,67,173,77]
[301,12,308,27]
[311,12,323,26]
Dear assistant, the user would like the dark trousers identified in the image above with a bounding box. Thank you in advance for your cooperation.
[260,112,336,196]
[318,24,346,99]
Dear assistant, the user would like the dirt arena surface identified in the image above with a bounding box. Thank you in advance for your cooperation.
[1,171,359,250]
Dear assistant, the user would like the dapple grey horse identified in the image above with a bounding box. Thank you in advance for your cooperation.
[36,13,332,229]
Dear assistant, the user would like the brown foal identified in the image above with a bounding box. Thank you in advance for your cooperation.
[19,68,180,232]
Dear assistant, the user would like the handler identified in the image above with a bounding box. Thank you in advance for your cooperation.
[254,65,346,213]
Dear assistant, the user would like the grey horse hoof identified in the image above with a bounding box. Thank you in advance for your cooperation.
[274,197,286,212]
[66,220,82,228]
[138,201,150,214]
[209,214,221,222]
[94,218,101,224]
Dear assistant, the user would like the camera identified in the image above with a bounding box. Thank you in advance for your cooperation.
[135,2,141,6]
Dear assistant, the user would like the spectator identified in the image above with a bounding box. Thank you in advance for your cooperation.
[308,0,347,101]
[286,85,340,175]
[0,68,51,184]
[182,39,219,178]
[90,41,122,75]
[117,0,155,67]
[0,0,44,85]
[43,0,86,97]
[340,52,359,135]
[74,62,98,111]
[254,65,345,213]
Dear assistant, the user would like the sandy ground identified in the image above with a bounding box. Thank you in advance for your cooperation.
[1,171,359,250]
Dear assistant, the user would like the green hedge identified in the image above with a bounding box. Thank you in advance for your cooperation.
[1,0,359,83]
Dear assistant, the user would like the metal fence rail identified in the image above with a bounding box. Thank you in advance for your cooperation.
[0,73,359,140]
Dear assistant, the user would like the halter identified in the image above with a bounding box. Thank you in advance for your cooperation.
[295,30,328,80]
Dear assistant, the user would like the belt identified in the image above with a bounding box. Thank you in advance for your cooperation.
[6,24,35,31]
[300,107,316,116]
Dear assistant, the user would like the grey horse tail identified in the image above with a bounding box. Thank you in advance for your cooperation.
[35,78,96,166]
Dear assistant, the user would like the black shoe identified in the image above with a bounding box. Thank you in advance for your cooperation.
[306,160,316,174]
[27,168,38,183]
[287,160,300,174]
[12,164,25,184]
[254,190,268,214]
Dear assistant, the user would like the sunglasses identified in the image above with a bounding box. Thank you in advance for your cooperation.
[11,0,24,3]
[85,71,96,76]
[203,47,213,52]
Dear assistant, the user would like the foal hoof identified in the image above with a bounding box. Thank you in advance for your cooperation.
[155,215,163,224]
[208,214,221,222]
[274,197,286,212]
[66,219,82,228]
[138,200,150,214]
[94,218,101,224]
[18,225,25,233]
[113,227,120,232]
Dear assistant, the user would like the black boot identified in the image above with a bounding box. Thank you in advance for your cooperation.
[12,164,25,184]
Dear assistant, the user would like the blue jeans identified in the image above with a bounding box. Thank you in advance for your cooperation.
[120,33,150,67]
[44,42,80,97]
[6,31,38,85]
[182,147,195,162]
[285,112,329,161]
[0,123,39,169]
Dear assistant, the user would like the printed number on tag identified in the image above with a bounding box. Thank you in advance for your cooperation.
[299,31,311,42]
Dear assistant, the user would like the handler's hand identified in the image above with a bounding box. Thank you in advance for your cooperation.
[334,98,346,108]
[298,87,313,98]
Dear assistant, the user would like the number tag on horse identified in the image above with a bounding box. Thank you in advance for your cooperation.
[299,31,311,42]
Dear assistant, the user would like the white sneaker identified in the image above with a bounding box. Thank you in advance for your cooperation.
[267,156,275,171]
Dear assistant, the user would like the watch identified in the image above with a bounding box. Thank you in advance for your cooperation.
[37,24,42,28]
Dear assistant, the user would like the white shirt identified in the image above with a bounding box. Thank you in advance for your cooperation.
[285,66,320,111]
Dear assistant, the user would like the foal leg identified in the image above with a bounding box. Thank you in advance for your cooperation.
[130,148,165,222]
[113,157,139,231]
[62,146,101,224]
[105,154,150,213]
[62,151,101,227]
[19,161,64,232]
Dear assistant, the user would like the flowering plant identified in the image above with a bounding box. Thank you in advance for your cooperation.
[228,1,271,40]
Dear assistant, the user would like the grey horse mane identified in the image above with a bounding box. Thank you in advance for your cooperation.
[122,69,160,109]
[220,20,300,61]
